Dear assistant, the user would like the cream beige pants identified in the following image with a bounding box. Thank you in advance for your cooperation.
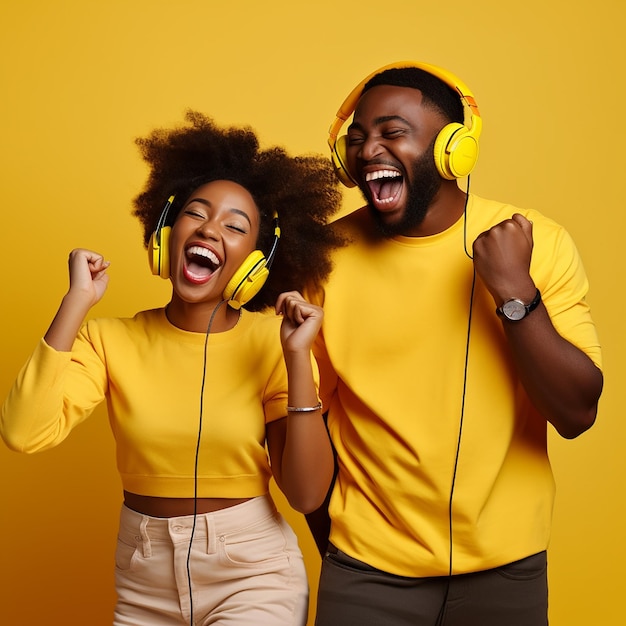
[113,495,308,625]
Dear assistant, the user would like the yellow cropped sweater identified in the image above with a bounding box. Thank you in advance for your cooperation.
[1,308,289,498]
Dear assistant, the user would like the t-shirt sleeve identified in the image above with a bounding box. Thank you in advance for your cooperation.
[532,220,602,370]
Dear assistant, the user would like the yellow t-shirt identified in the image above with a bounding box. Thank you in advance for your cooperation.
[1,308,289,498]
[311,194,602,577]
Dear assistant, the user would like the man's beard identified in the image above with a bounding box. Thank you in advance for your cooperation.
[366,147,442,238]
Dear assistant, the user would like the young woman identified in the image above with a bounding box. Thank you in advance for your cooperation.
[1,111,343,625]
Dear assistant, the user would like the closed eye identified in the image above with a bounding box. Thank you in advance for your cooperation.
[226,223,248,234]
[347,134,365,146]
[382,128,407,138]
[183,209,205,219]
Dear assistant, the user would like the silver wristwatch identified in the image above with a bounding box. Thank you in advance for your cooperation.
[496,289,541,321]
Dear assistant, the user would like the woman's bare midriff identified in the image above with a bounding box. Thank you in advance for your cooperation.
[123,491,252,518]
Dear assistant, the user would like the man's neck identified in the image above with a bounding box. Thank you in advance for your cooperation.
[400,182,468,237]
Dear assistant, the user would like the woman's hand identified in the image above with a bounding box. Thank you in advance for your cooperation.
[67,248,111,307]
[269,290,333,513]
[275,291,323,354]
[44,249,110,351]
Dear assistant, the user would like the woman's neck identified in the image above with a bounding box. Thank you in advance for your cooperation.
[165,298,241,333]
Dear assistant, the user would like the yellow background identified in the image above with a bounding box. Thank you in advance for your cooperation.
[1,1,623,624]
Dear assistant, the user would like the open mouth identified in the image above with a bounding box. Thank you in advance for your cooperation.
[184,245,221,283]
[365,169,403,209]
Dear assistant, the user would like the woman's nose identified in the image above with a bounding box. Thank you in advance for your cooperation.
[196,219,218,239]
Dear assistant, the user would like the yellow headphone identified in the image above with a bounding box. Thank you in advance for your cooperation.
[149,196,281,309]
[328,61,482,186]
[149,195,175,280]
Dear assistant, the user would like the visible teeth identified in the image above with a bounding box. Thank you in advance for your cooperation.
[187,246,220,266]
[365,170,401,182]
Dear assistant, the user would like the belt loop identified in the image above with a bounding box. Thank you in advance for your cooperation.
[205,514,216,555]
[139,516,152,558]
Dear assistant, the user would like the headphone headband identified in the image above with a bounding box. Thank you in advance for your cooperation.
[328,61,482,183]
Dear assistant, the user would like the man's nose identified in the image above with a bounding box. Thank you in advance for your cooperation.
[358,135,383,161]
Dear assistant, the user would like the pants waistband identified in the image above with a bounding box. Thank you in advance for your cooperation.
[121,494,277,542]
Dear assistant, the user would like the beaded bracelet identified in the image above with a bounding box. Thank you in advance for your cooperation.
[286,401,322,413]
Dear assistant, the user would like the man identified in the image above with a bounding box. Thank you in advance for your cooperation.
[309,62,603,626]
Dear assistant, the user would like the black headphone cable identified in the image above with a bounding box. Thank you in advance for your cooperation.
[186,299,227,626]
[435,179,475,626]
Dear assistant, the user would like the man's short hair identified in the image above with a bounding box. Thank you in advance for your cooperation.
[362,67,465,124]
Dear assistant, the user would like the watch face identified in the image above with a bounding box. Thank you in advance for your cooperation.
[502,299,526,321]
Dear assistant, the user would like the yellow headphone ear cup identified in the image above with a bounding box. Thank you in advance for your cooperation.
[331,135,357,188]
[149,226,171,279]
[433,123,479,180]
[223,250,268,310]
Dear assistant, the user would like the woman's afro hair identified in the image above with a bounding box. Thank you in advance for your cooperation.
[133,111,345,311]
